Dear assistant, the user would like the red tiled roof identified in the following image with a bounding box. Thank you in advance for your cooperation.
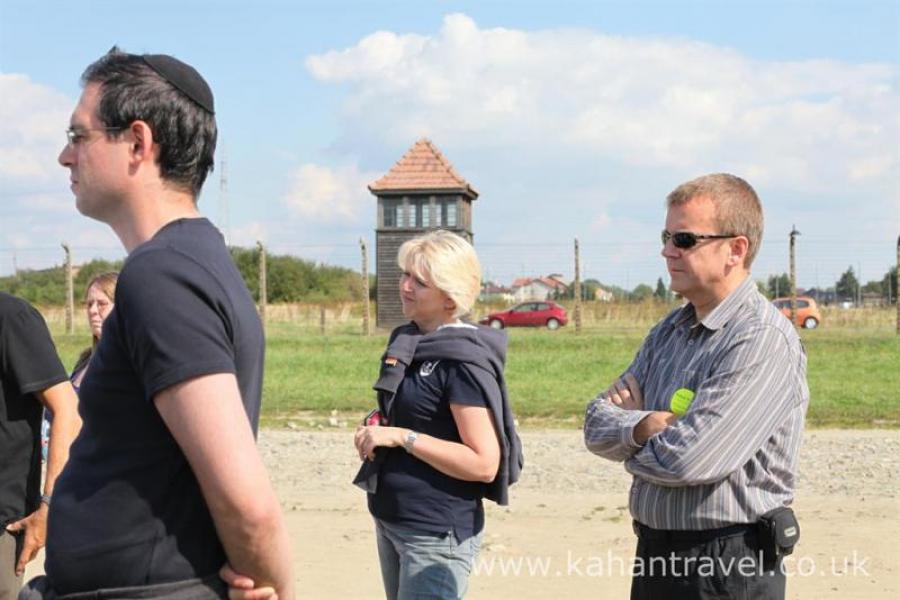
[538,277,568,290]
[369,138,478,197]
[511,276,568,291]
[511,277,532,288]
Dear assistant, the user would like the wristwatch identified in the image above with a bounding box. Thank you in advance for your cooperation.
[40,494,52,507]
[403,430,418,454]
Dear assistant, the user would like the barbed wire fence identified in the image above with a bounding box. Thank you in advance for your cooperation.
[1,233,898,334]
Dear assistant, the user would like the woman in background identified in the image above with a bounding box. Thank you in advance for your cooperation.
[42,271,118,458]
[71,272,118,387]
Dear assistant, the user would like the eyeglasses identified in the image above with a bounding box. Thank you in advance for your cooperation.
[65,127,125,146]
[84,299,112,309]
[661,230,737,249]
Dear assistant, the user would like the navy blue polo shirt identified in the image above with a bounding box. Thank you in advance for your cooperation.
[369,358,497,541]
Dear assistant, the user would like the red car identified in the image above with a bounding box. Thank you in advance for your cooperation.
[479,301,568,330]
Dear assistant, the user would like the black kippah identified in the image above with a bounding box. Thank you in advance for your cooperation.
[141,54,215,114]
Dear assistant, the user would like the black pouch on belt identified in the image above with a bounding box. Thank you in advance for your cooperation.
[757,507,800,571]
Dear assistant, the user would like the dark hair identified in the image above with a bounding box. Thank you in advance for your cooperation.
[81,49,217,198]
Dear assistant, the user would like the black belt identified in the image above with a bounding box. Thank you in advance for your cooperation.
[633,520,755,543]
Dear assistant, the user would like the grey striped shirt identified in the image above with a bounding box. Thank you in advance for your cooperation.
[584,276,809,530]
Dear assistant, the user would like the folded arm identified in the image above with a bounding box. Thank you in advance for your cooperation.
[626,325,800,487]
[583,375,654,462]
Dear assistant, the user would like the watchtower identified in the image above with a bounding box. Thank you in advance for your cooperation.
[369,138,479,328]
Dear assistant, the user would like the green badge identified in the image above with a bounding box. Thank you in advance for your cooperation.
[670,388,695,416]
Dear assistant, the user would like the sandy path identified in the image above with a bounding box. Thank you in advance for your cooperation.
[270,428,900,599]
[27,428,900,598]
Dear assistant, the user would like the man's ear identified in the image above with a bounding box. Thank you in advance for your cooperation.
[729,236,750,267]
[128,120,155,164]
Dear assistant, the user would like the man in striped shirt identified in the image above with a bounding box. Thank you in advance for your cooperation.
[584,173,808,599]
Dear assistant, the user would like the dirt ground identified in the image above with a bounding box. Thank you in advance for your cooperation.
[27,428,900,599]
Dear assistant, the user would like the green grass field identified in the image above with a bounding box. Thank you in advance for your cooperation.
[49,315,900,428]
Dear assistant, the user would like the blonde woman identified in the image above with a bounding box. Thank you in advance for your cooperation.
[354,230,523,600]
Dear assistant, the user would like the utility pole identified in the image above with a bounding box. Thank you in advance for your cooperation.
[857,261,862,307]
[789,226,800,327]
[257,241,267,331]
[574,237,582,333]
[62,243,74,334]
[360,238,371,336]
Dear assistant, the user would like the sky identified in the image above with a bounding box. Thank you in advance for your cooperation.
[1,0,898,291]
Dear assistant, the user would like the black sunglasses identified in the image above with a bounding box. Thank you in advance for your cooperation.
[661,230,737,249]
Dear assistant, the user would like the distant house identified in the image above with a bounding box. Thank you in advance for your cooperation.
[511,276,568,301]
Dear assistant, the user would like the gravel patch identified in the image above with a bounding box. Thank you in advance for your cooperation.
[258,428,900,500]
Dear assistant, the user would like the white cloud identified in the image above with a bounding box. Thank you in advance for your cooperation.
[0,73,72,189]
[0,75,126,274]
[306,13,899,195]
[281,162,380,222]
[228,221,268,247]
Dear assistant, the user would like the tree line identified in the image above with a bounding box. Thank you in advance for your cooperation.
[765,265,897,304]
[0,247,369,306]
[556,266,898,305]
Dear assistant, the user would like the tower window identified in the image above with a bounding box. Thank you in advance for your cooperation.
[383,199,401,227]
[414,200,425,227]
[439,200,457,227]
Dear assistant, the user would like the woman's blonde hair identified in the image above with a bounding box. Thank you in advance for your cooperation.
[397,230,482,318]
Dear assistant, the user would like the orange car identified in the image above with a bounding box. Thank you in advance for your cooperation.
[772,296,822,329]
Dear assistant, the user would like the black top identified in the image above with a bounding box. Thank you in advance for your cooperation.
[368,357,496,541]
[46,218,264,593]
[0,293,68,524]
[354,322,523,507]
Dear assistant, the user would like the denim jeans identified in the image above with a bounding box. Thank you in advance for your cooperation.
[374,518,483,600]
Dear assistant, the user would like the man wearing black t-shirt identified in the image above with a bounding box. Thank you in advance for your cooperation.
[0,293,80,599]
[29,49,293,599]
